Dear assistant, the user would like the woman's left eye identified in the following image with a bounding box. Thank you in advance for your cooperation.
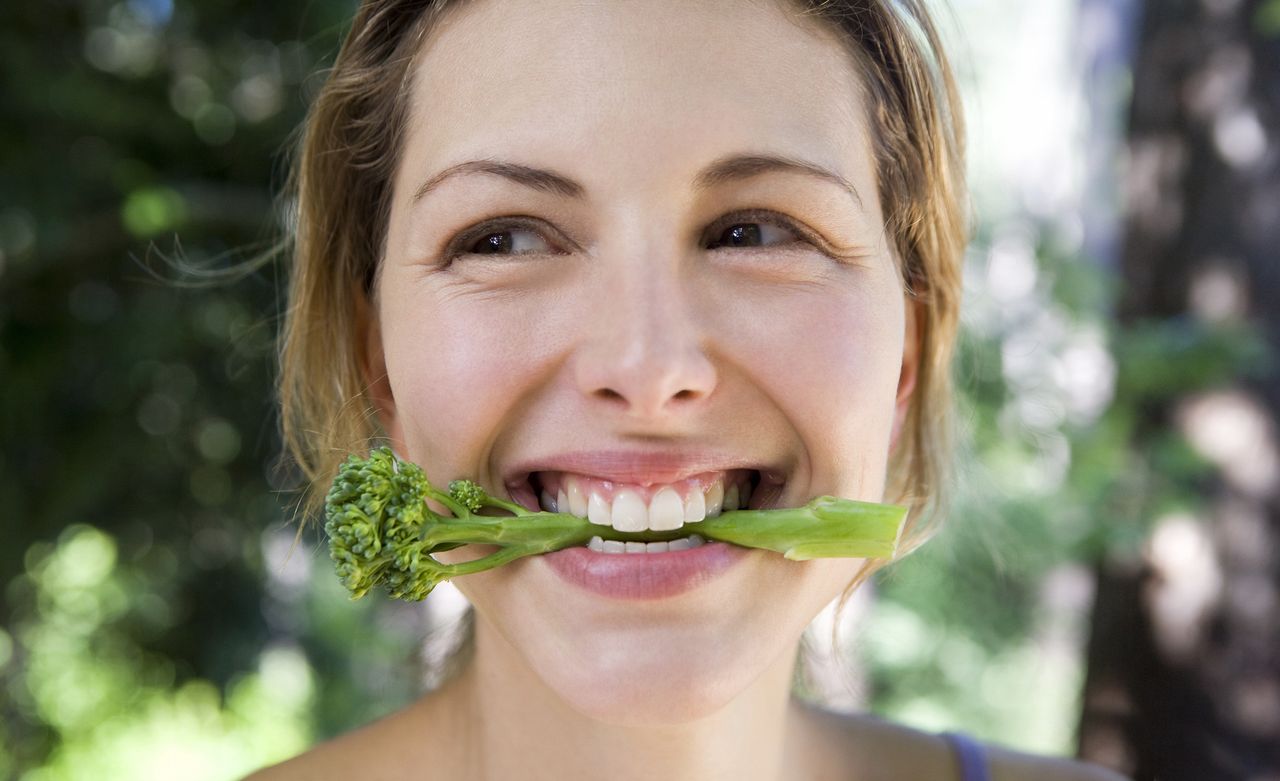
[704,212,807,250]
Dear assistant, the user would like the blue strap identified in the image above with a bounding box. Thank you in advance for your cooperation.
[941,732,991,781]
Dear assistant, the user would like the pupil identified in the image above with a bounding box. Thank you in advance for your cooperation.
[728,224,760,246]
[477,232,511,253]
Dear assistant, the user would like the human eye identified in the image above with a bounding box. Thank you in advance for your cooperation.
[703,209,814,251]
[443,216,564,260]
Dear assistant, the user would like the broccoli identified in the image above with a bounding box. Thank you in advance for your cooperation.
[325,447,906,601]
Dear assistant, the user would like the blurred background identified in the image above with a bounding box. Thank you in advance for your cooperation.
[1,0,1277,779]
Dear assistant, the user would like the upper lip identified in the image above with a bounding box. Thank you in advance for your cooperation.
[503,448,783,488]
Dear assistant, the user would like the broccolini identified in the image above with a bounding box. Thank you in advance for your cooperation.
[325,447,906,601]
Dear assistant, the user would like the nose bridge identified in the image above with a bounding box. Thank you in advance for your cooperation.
[575,236,717,419]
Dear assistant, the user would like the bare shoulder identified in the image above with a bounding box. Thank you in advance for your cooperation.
[241,695,451,781]
[790,701,1129,781]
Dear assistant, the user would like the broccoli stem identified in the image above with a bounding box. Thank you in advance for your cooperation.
[694,500,901,560]
[421,500,900,560]
[423,512,598,548]
[430,544,534,577]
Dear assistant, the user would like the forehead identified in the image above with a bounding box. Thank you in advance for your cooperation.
[402,0,873,201]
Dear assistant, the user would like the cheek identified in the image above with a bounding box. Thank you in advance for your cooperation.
[725,276,901,397]
[380,287,567,472]
[718,285,904,495]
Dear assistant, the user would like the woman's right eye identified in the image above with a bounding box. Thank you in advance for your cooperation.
[447,218,557,259]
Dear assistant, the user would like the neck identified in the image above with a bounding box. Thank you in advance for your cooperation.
[441,613,810,781]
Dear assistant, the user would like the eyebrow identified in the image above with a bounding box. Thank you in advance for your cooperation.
[410,152,864,210]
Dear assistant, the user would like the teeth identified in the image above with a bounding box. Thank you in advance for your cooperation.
[723,484,739,512]
[567,480,589,516]
[705,482,724,517]
[586,534,707,554]
[648,487,685,531]
[683,487,706,523]
[610,490,648,532]
[587,492,611,526]
[541,472,755,532]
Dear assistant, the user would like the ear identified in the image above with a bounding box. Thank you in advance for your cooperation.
[889,297,921,453]
[353,284,404,449]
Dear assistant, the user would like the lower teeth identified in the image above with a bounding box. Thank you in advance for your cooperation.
[587,534,706,554]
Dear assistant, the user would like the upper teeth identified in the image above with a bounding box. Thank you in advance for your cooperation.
[537,471,753,533]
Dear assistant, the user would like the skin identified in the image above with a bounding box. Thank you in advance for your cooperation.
[250,0,1127,779]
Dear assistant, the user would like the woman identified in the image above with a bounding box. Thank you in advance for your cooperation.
[253,0,1128,778]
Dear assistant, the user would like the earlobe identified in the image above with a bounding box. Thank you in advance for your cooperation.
[354,286,402,446]
[890,299,921,452]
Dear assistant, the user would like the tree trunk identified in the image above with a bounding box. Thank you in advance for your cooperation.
[1077,1,1280,779]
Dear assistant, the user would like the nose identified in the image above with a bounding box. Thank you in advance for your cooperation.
[572,250,718,421]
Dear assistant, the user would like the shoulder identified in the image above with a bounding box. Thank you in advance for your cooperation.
[241,695,453,781]
[240,719,404,781]
[791,701,1129,781]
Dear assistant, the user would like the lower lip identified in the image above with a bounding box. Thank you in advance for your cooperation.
[541,541,750,600]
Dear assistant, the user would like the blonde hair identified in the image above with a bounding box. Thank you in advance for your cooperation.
[279,0,967,578]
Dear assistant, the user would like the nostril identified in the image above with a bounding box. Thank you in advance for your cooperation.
[596,388,626,403]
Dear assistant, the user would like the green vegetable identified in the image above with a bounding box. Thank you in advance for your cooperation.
[324,447,906,601]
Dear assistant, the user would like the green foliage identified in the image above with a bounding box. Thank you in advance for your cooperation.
[6,525,310,779]
[1113,319,1270,402]
[121,186,188,237]
[0,0,412,774]
[862,220,1267,751]
[1256,0,1280,37]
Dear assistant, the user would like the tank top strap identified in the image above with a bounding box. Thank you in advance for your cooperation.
[940,731,992,781]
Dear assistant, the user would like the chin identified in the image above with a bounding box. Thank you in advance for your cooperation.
[460,555,839,726]
[526,616,790,726]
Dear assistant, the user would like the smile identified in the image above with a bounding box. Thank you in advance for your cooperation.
[531,469,773,534]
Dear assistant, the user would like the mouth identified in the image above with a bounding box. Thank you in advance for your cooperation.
[507,463,788,600]
[509,468,785,547]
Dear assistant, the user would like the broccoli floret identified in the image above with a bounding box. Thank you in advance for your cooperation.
[324,447,905,602]
[324,448,430,599]
[448,479,487,513]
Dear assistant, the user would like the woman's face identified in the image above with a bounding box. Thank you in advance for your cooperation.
[369,0,917,723]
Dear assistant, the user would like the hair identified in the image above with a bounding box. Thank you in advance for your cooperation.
[279,0,967,685]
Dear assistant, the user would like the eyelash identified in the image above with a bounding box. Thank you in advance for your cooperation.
[443,209,818,261]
